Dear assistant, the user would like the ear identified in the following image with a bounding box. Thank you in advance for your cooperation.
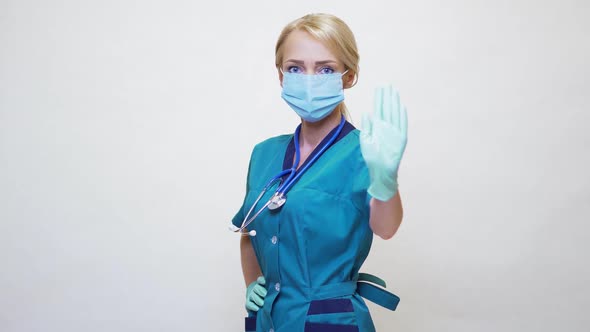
[343,71,355,89]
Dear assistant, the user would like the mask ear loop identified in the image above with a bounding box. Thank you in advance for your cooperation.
[341,69,355,89]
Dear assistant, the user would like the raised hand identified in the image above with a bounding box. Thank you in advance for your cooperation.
[360,85,408,201]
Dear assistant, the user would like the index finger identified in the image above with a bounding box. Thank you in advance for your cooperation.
[374,86,384,119]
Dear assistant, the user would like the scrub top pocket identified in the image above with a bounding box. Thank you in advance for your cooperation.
[304,298,360,332]
[244,315,256,332]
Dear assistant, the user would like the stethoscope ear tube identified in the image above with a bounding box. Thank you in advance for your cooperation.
[228,224,257,237]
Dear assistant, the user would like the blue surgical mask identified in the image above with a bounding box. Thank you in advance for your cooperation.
[281,70,348,122]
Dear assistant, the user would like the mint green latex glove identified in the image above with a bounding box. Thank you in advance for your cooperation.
[245,276,267,312]
[360,85,408,201]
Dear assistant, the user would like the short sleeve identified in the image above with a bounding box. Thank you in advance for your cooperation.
[351,141,372,216]
[231,147,256,228]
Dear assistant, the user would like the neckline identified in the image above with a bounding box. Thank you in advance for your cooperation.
[282,120,356,177]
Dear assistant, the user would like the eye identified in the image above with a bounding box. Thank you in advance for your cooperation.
[318,66,335,74]
[287,66,303,74]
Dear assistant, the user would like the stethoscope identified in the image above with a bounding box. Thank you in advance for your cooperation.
[229,115,346,236]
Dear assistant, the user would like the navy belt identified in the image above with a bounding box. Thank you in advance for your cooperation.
[302,273,400,311]
[245,273,400,331]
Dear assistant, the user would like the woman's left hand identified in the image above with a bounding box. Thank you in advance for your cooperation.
[360,85,408,201]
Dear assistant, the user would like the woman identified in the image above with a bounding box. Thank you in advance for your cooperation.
[231,13,408,332]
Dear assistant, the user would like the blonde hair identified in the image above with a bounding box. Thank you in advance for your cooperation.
[275,13,360,119]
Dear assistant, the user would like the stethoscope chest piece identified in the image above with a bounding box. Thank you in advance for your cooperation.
[230,115,346,236]
[268,192,286,210]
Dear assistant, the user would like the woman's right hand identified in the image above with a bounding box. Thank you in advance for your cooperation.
[245,276,267,312]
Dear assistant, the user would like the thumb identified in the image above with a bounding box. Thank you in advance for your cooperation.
[361,113,372,137]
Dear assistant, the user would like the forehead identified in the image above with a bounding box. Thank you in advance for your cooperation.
[282,29,338,62]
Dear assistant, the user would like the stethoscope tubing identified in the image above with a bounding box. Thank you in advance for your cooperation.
[234,115,346,235]
[280,117,345,194]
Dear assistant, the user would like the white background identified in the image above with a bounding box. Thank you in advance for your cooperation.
[1,0,589,331]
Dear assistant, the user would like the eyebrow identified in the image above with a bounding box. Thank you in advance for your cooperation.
[284,59,338,65]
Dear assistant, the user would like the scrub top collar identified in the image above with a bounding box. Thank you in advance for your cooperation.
[282,120,356,173]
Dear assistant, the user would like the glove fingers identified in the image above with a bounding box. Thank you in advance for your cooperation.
[383,85,394,124]
[246,301,260,312]
[374,86,384,120]
[256,276,266,285]
[393,87,402,127]
[400,105,408,138]
[361,112,372,137]
[251,292,264,306]
[253,284,267,297]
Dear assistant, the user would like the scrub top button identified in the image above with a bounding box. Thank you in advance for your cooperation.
[271,236,277,244]
[275,282,280,292]
[269,329,274,332]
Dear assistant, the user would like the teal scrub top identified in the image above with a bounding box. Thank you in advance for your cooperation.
[233,122,396,332]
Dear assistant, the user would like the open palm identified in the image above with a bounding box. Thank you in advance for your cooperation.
[360,85,408,201]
